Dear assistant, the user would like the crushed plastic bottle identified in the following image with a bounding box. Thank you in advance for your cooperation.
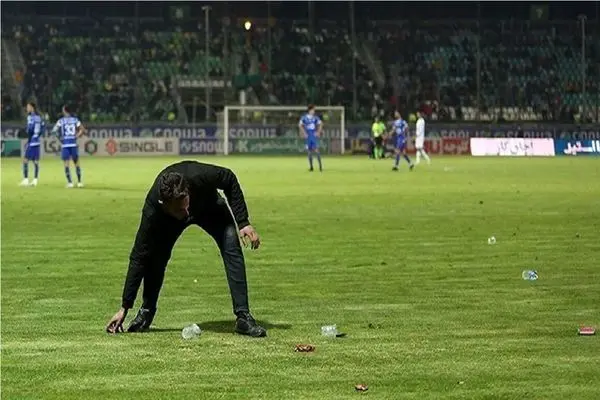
[487,236,497,245]
[181,323,202,339]
[522,270,538,281]
[321,325,338,337]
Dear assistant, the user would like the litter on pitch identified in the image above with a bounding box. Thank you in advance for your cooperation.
[321,325,338,337]
[487,236,496,245]
[321,324,347,338]
[355,384,369,392]
[181,324,202,339]
[295,344,315,352]
[522,270,538,281]
[578,327,596,336]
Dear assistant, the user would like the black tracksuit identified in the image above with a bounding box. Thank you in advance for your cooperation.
[121,161,252,315]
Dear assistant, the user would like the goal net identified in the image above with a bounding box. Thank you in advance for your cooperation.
[219,106,346,155]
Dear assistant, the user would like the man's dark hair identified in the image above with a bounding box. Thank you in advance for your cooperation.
[158,172,189,204]
[27,101,36,110]
[307,104,315,111]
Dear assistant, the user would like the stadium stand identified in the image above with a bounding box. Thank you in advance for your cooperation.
[1,15,598,123]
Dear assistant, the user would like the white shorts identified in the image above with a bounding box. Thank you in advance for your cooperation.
[415,137,424,149]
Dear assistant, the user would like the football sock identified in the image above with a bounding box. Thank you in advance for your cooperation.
[34,163,39,179]
[76,166,82,182]
[316,153,322,170]
[422,150,431,163]
[65,167,72,183]
[23,162,28,179]
[308,153,314,169]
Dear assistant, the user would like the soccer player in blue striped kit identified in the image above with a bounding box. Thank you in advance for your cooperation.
[390,111,414,171]
[52,106,86,188]
[299,104,323,172]
[20,102,45,187]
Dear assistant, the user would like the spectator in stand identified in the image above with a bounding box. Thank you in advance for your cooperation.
[1,14,597,123]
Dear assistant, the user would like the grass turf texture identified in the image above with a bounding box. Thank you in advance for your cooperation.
[1,156,599,400]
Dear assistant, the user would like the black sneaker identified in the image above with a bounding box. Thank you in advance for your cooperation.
[235,312,267,337]
[392,167,399,171]
[409,164,415,171]
[127,308,156,332]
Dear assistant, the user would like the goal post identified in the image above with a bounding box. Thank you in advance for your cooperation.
[220,105,346,155]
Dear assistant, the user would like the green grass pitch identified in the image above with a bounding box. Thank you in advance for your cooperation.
[1,156,599,399]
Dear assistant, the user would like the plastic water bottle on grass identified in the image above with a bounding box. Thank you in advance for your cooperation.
[182,324,202,339]
[321,325,338,337]
[522,270,538,281]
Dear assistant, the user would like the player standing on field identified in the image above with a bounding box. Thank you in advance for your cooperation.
[299,104,323,172]
[390,111,414,171]
[415,111,431,165]
[20,102,44,187]
[52,106,85,188]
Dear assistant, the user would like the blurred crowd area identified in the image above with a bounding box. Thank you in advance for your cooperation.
[1,14,599,123]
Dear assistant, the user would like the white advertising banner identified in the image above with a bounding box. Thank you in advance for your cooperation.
[470,138,555,157]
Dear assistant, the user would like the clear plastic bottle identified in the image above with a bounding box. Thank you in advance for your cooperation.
[522,270,538,281]
[181,323,202,339]
[321,325,338,337]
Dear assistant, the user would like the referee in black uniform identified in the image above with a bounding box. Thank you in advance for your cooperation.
[105,161,266,337]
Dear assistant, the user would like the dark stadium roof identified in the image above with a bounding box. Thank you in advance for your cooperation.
[1,1,598,21]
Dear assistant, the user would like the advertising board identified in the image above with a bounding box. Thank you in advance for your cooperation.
[554,140,600,156]
[470,138,555,156]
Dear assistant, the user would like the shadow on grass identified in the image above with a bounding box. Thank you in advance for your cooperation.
[149,320,292,334]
